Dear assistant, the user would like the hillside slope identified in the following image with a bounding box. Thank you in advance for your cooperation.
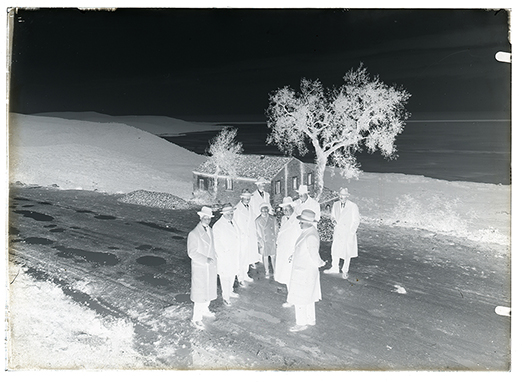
[8,113,205,199]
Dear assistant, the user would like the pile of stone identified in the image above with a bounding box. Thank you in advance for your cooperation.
[118,190,194,210]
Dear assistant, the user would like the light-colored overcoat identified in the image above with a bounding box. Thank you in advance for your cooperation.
[187,223,218,303]
[331,200,360,259]
[251,189,272,217]
[213,216,241,277]
[294,196,321,220]
[255,214,278,257]
[233,201,260,264]
[287,226,323,305]
[274,213,301,285]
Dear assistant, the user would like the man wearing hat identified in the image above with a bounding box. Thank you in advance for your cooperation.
[287,209,325,332]
[294,185,321,220]
[187,206,218,330]
[233,189,259,283]
[213,203,241,305]
[255,202,278,278]
[251,177,273,218]
[274,196,302,306]
[324,188,360,279]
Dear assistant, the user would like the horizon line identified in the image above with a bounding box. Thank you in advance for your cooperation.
[203,119,511,125]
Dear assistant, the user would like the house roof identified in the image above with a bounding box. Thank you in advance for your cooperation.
[194,154,307,180]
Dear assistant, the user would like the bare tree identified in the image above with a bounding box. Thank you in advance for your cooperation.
[266,64,411,199]
[206,127,243,200]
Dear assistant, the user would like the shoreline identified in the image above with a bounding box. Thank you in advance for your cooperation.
[164,120,511,185]
[14,112,510,185]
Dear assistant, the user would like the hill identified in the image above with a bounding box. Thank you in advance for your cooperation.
[9,113,206,199]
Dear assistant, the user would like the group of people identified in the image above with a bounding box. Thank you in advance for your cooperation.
[186,177,360,332]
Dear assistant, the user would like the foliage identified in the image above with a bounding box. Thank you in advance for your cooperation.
[390,194,469,234]
[317,215,335,242]
[266,64,411,198]
[206,127,243,199]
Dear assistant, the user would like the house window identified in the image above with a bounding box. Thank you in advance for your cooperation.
[307,172,313,185]
[198,178,205,191]
[275,180,281,195]
[226,178,233,191]
[292,176,298,190]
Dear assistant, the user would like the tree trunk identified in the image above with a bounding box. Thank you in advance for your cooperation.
[308,137,327,201]
[314,152,327,201]
[213,171,219,201]
[311,133,328,200]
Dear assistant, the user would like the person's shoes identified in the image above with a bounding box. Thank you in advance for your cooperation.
[308,321,316,326]
[238,281,246,287]
[282,302,292,308]
[244,276,254,282]
[191,320,205,330]
[289,324,308,332]
[230,292,239,298]
[265,273,270,279]
[202,311,215,318]
[323,267,339,274]
[223,299,231,306]
[342,271,349,279]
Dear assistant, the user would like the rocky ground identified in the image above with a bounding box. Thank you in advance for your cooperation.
[7,185,511,370]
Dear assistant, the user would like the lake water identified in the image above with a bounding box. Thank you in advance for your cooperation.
[164,120,511,185]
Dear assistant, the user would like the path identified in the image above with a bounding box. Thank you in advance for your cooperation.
[8,186,511,370]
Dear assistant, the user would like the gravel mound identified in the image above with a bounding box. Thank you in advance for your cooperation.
[118,190,194,210]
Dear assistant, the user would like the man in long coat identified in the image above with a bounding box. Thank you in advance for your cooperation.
[187,206,218,330]
[233,189,258,283]
[251,177,273,217]
[324,187,360,279]
[213,203,241,305]
[255,202,278,278]
[274,196,301,306]
[287,209,325,332]
[293,185,321,220]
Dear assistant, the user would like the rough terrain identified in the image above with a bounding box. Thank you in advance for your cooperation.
[7,185,511,370]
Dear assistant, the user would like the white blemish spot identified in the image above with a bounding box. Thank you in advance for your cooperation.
[393,285,407,294]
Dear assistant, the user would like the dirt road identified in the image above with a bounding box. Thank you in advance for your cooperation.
[8,186,511,370]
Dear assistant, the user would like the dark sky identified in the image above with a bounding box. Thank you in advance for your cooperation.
[8,8,511,121]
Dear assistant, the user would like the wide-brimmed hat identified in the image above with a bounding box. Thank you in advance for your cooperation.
[339,188,350,196]
[259,202,270,211]
[197,206,214,218]
[297,185,309,195]
[220,203,236,214]
[296,209,318,223]
[240,189,252,198]
[255,177,269,185]
[279,196,295,207]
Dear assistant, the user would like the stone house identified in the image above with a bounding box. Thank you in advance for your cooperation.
[192,154,321,207]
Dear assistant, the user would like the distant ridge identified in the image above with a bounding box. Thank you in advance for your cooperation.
[33,111,222,136]
[211,119,510,124]
[408,119,510,123]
